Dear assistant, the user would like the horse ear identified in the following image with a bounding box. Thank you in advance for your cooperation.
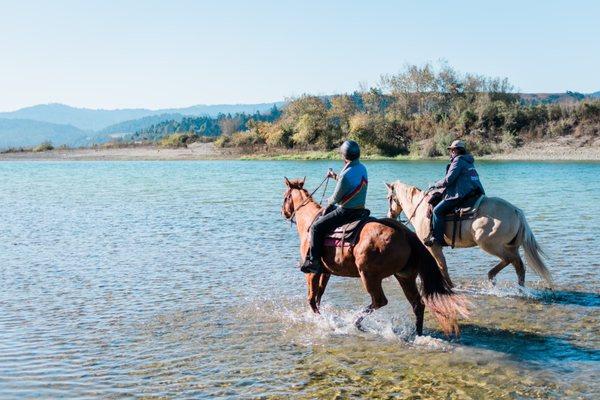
[385,182,393,191]
[284,177,291,187]
[300,176,306,188]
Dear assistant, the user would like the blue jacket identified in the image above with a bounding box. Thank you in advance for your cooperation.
[328,159,368,209]
[435,154,485,200]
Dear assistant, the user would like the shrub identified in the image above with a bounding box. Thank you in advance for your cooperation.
[214,135,230,148]
[575,101,600,122]
[458,109,477,133]
[503,108,529,133]
[158,133,197,148]
[477,101,506,130]
[548,120,573,137]
[33,141,54,152]
[501,130,518,149]
[230,131,264,147]
[463,136,499,156]
[433,130,455,156]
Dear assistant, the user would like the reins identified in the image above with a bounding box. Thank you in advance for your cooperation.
[390,187,431,226]
[285,175,331,226]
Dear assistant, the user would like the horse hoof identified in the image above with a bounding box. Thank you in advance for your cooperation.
[354,317,367,332]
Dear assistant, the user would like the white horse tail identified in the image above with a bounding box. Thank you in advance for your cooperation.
[515,208,553,286]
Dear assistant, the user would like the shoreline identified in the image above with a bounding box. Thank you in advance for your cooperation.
[1,138,599,162]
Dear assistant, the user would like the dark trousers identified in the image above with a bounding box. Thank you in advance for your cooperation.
[309,207,364,262]
[432,198,461,245]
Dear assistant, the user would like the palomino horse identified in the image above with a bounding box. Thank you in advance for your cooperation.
[282,177,469,336]
[385,181,552,287]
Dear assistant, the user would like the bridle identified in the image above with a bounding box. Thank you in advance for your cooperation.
[282,175,331,226]
[282,190,312,225]
[388,187,430,225]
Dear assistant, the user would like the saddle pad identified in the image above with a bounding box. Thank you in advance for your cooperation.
[323,237,352,247]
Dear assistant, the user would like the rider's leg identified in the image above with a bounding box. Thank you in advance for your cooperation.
[303,207,362,273]
[429,199,460,246]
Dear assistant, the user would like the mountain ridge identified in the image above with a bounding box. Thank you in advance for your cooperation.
[0,102,284,131]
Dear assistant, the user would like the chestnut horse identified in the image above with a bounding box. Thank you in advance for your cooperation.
[282,178,469,336]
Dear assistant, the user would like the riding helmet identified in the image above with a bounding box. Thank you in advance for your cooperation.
[340,140,360,160]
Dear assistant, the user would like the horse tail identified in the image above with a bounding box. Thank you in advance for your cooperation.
[386,219,470,336]
[515,208,553,286]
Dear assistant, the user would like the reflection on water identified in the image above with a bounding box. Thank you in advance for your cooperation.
[0,160,598,398]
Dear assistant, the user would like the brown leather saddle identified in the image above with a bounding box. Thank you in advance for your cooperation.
[323,209,375,247]
[427,190,486,248]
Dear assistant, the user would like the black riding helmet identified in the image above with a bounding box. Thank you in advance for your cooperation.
[340,140,360,160]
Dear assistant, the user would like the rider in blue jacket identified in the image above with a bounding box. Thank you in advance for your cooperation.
[425,139,485,247]
[300,140,368,274]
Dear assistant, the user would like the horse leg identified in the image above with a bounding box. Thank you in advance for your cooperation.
[511,255,526,287]
[487,259,509,284]
[428,245,453,287]
[395,274,425,336]
[355,273,388,330]
[316,273,330,307]
[305,273,321,314]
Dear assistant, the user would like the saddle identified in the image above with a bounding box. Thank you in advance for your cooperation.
[427,190,486,248]
[446,194,485,219]
[323,209,375,248]
[426,190,485,219]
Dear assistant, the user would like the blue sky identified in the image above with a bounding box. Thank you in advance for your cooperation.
[1,0,598,111]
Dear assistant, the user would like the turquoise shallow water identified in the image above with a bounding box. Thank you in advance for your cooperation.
[0,160,598,399]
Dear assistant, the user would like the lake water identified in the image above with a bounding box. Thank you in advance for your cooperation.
[0,160,598,399]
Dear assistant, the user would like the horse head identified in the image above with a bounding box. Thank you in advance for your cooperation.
[282,177,306,219]
[385,182,403,219]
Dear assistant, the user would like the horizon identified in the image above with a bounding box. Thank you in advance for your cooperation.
[1,0,599,111]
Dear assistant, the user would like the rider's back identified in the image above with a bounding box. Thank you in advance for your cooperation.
[328,159,368,209]
[439,154,484,200]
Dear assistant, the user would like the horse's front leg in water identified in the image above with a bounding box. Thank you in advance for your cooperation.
[306,273,321,314]
[316,273,330,307]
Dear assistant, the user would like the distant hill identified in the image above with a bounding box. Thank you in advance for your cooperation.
[519,91,592,105]
[99,113,185,135]
[130,107,282,141]
[0,102,284,131]
[0,118,89,149]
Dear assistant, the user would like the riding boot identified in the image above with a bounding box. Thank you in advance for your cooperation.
[423,234,436,247]
[300,257,324,274]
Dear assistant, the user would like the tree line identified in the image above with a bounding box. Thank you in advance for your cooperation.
[132,63,600,155]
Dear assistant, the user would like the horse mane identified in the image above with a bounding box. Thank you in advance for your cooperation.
[393,181,422,203]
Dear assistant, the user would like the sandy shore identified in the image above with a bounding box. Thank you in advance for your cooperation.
[480,135,600,161]
[1,137,599,161]
[0,142,236,161]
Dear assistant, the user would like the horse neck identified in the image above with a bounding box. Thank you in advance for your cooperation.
[292,190,321,239]
[395,183,423,219]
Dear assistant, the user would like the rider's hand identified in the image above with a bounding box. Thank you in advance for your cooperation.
[327,169,337,179]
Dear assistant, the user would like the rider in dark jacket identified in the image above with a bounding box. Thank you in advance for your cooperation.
[300,140,368,274]
[425,139,485,247]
